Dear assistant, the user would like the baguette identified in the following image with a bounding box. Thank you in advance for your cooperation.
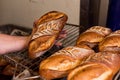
[28,11,68,59]
[99,30,120,52]
[39,46,95,80]
[67,51,120,80]
[76,26,112,49]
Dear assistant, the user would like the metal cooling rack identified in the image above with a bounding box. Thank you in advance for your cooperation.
[3,46,63,80]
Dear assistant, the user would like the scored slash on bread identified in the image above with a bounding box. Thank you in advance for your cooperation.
[39,46,95,80]
[67,51,120,80]
[76,26,112,49]
[99,30,120,52]
[28,11,68,59]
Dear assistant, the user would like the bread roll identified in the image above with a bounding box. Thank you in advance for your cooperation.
[29,11,68,59]
[67,51,120,80]
[0,56,8,66]
[76,26,112,49]
[39,46,95,80]
[2,65,15,76]
[99,30,120,52]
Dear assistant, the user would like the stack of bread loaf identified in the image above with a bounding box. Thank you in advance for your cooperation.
[28,11,120,80]
[67,29,120,80]
[39,26,120,80]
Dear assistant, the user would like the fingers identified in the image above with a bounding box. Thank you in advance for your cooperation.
[57,30,67,39]
[55,41,62,47]
[55,30,67,47]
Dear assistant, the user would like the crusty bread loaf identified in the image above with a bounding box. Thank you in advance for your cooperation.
[67,51,120,80]
[76,26,112,49]
[39,46,95,80]
[99,30,120,52]
[28,11,68,59]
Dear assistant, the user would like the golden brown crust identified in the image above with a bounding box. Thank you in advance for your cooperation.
[99,30,120,52]
[40,69,69,80]
[29,11,68,59]
[88,52,120,71]
[86,26,112,36]
[39,46,95,79]
[67,52,120,80]
[76,26,112,48]
[75,44,92,50]
[68,63,112,80]
[77,32,104,43]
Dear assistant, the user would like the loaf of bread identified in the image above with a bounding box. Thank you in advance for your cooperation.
[67,51,120,80]
[99,30,120,52]
[39,46,95,80]
[28,11,68,59]
[76,26,112,49]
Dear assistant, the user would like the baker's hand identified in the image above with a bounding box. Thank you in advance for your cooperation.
[55,30,67,47]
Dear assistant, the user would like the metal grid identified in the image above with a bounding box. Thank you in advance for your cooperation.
[61,24,79,47]
[3,46,62,80]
